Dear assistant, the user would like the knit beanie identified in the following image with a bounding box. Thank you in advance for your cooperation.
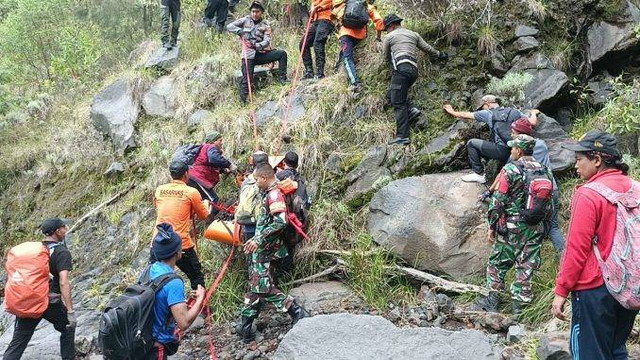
[153,223,182,260]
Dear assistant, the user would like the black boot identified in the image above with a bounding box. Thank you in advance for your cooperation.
[237,315,256,343]
[287,302,309,325]
[279,75,289,85]
[408,107,422,122]
[471,291,501,312]
[302,70,314,79]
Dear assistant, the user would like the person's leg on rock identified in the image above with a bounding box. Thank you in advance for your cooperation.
[463,139,510,183]
[300,22,318,78]
[214,0,229,33]
[388,63,418,145]
[160,2,171,48]
[203,0,217,26]
[340,35,361,87]
[510,222,543,315]
[477,228,517,312]
[169,0,181,47]
[255,50,288,83]
[313,20,333,78]
[176,247,205,290]
[3,317,40,360]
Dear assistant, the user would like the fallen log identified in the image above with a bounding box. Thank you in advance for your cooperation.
[395,265,489,296]
[67,183,135,234]
[283,263,343,287]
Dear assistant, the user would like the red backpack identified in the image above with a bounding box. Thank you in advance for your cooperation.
[515,161,553,225]
[584,181,640,310]
[4,242,58,318]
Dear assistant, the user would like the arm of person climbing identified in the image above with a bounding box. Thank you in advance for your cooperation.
[555,191,597,298]
[190,190,211,220]
[255,24,272,51]
[59,270,74,313]
[382,35,391,63]
[528,109,540,127]
[227,17,245,35]
[244,211,287,254]
[369,6,384,40]
[207,147,232,169]
[442,104,474,120]
[416,34,440,58]
[171,284,205,331]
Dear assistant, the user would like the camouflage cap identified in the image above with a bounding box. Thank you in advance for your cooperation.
[476,94,498,110]
[205,131,222,143]
[507,134,536,153]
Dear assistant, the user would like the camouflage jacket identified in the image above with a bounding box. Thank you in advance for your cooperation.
[253,182,288,262]
[488,156,542,227]
[227,16,273,59]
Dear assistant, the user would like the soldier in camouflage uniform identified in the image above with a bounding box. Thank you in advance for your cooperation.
[237,163,309,343]
[474,134,547,315]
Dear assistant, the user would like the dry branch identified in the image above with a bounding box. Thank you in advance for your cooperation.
[284,263,343,287]
[395,265,488,296]
[67,183,135,234]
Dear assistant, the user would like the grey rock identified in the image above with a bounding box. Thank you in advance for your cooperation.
[501,346,526,360]
[388,308,402,323]
[90,77,140,153]
[537,332,571,360]
[255,93,305,128]
[507,325,527,343]
[515,25,539,38]
[273,314,500,360]
[511,53,554,71]
[436,294,454,314]
[421,121,467,155]
[490,51,509,76]
[145,46,180,71]
[587,0,640,65]
[104,162,125,177]
[289,281,355,313]
[188,109,213,128]
[520,68,569,109]
[534,114,575,172]
[326,153,342,176]
[143,76,177,118]
[345,145,392,202]
[243,350,261,360]
[587,71,615,105]
[233,65,275,84]
[368,172,491,281]
[514,36,540,53]
[477,312,514,332]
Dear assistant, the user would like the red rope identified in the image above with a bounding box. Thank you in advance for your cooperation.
[276,13,315,153]
[241,39,261,151]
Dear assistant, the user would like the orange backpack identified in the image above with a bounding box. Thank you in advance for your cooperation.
[4,242,56,318]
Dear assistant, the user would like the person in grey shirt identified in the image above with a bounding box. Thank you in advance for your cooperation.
[383,14,448,145]
[443,95,538,183]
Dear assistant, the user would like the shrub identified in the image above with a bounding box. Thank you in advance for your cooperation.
[486,72,534,107]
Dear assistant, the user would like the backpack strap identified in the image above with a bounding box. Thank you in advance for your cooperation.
[583,182,640,209]
[150,272,181,293]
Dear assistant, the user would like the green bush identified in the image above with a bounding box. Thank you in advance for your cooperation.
[486,72,534,107]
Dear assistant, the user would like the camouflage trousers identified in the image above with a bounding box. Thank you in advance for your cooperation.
[240,255,293,318]
[486,220,544,303]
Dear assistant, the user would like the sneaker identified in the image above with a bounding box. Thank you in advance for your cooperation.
[387,137,411,145]
[408,107,422,122]
[461,172,486,184]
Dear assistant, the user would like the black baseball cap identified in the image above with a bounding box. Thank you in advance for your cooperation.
[561,130,621,157]
[41,218,69,236]
[169,160,189,178]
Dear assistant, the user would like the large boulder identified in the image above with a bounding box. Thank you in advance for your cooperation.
[273,314,501,360]
[514,36,540,53]
[520,68,569,109]
[367,172,490,281]
[587,0,640,65]
[534,114,575,172]
[255,93,305,127]
[515,25,539,38]
[145,46,180,71]
[289,281,358,313]
[142,76,177,118]
[90,77,140,153]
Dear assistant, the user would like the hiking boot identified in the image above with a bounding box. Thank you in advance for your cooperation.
[387,137,411,146]
[237,315,257,343]
[279,76,289,85]
[302,71,314,79]
[162,42,172,50]
[287,302,310,325]
[315,73,325,80]
[461,172,486,184]
[408,107,422,122]
[471,291,501,313]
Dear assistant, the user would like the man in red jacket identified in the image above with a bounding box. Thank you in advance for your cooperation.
[552,130,637,359]
[187,131,236,206]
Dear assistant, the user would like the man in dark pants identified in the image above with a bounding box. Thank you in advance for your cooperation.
[227,1,288,103]
[443,95,537,184]
[152,160,212,290]
[300,0,334,79]
[4,218,76,360]
[382,14,447,145]
[161,0,181,49]
[203,0,229,33]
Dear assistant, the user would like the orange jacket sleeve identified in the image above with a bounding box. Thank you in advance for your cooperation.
[369,6,384,32]
[189,190,211,220]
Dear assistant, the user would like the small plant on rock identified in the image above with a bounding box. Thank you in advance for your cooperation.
[486,72,534,107]
[477,25,499,57]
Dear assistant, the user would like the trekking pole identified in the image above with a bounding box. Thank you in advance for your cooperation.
[276,11,315,153]
[240,39,261,151]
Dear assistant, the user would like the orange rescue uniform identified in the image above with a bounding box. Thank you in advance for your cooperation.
[154,180,210,249]
[337,4,384,40]
[312,0,333,21]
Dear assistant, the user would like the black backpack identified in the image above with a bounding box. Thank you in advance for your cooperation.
[515,160,553,226]
[342,0,369,29]
[98,267,181,360]
[489,107,521,146]
[171,144,202,166]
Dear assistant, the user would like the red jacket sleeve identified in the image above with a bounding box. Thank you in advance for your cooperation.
[555,190,597,297]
